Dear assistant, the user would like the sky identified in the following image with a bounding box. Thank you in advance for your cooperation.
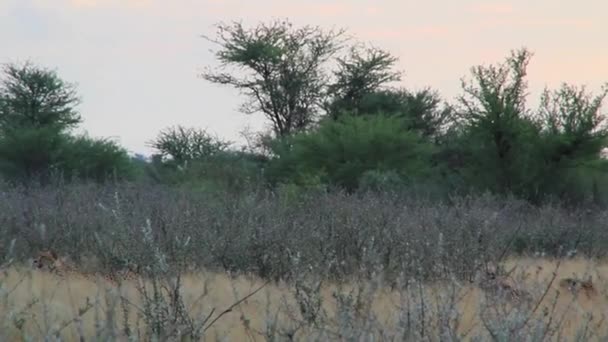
[2,0,607,155]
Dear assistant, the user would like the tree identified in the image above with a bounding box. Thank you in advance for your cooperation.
[0,62,81,182]
[534,83,608,203]
[0,62,81,131]
[326,45,401,119]
[0,62,138,184]
[323,45,451,142]
[148,125,230,167]
[446,48,608,204]
[147,126,267,190]
[539,83,608,164]
[453,48,540,195]
[201,19,345,137]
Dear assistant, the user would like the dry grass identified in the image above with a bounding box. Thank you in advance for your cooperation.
[1,257,607,341]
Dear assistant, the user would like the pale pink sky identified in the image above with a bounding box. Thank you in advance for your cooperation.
[2,0,607,154]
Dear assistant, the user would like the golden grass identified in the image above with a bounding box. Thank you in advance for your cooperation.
[1,257,607,341]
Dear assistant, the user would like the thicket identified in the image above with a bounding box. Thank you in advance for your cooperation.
[1,19,607,206]
[3,184,607,340]
[2,183,607,282]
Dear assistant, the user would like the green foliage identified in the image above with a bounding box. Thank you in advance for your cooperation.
[3,36,607,208]
[146,125,265,192]
[326,45,401,118]
[453,48,537,195]
[346,88,453,141]
[358,169,404,193]
[176,150,267,193]
[0,62,81,132]
[202,19,345,137]
[0,126,68,182]
[538,83,608,163]
[444,48,608,204]
[0,62,82,183]
[267,115,435,191]
[533,83,608,204]
[148,125,230,167]
[0,62,139,184]
[56,135,136,182]
[146,148,268,193]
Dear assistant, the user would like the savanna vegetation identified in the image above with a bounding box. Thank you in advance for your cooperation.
[1,19,608,341]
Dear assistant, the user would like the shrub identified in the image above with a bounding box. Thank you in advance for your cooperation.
[267,115,436,191]
[56,134,136,182]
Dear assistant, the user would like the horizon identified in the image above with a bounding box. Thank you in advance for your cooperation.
[2,0,607,155]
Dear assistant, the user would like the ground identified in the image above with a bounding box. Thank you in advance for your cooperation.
[0,257,606,341]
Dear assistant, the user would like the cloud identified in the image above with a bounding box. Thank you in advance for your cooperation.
[256,2,357,18]
[363,25,451,41]
[472,16,598,31]
[469,3,514,15]
[66,0,151,9]
[69,0,97,7]
[200,1,372,20]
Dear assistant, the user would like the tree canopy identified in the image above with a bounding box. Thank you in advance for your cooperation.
[0,62,133,184]
[201,19,345,137]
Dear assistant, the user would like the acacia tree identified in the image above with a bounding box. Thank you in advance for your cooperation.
[0,62,81,131]
[539,83,608,163]
[201,19,345,137]
[0,62,82,182]
[453,48,539,194]
[0,62,135,184]
[148,125,230,167]
[326,45,402,119]
[448,48,608,203]
[535,83,608,203]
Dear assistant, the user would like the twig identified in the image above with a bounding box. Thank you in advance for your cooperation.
[496,221,524,264]
[519,231,583,331]
[203,280,270,332]
[200,308,216,327]
[118,295,145,314]
[55,299,94,335]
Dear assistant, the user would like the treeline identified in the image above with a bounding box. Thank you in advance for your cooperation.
[1,19,607,206]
